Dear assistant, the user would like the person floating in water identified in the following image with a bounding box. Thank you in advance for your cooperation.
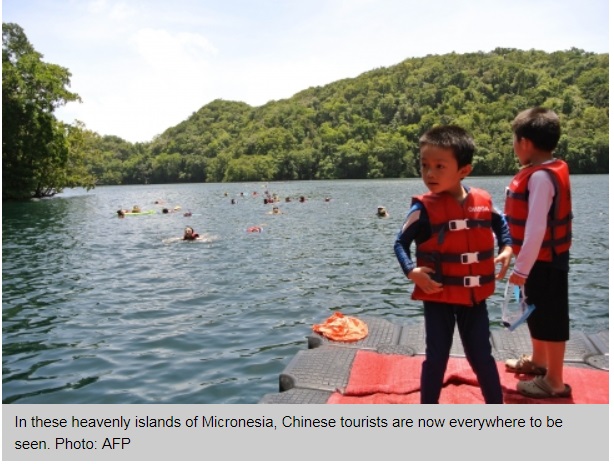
[117,209,126,218]
[268,206,282,215]
[183,227,200,240]
[131,205,141,213]
[377,206,389,218]
[162,227,213,244]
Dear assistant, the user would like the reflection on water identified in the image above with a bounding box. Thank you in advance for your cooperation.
[2,175,608,403]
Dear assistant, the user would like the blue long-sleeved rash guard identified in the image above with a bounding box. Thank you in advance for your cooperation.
[393,186,512,277]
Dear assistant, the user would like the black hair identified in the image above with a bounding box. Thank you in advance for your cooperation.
[512,107,561,152]
[419,125,475,168]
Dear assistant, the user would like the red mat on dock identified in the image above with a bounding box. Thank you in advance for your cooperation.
[327,351,609,404]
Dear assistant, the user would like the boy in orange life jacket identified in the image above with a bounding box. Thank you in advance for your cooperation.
[394,125,513,404]
[504,108,573,398]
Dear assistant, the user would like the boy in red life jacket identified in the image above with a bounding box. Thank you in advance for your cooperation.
[394,125,513,404]
[504,108,573,398]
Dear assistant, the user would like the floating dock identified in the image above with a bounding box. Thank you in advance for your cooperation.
[260,317,608,404]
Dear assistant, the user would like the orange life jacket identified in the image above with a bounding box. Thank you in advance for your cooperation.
[504,160,572,261]
[412,188,496,306]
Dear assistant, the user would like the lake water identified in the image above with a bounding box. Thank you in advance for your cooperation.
[2,175,608,404]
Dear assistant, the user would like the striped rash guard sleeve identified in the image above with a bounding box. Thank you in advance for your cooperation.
[393,202,429,277]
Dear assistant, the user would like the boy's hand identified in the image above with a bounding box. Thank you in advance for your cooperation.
[494,245,513,280]
[408,267,443,294]
[509,271,527,286]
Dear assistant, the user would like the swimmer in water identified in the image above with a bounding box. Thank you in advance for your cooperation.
[183,226,200,240]
[377,206,389,218]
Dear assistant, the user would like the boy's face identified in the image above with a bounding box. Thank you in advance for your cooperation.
[512,134,532,166]
[420,145,471,196]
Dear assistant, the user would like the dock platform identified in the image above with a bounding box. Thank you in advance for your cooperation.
[260,317,608,404]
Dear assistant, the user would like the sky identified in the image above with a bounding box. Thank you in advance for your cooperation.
[2,0,610,143]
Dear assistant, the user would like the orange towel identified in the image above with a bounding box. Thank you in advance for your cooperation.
[312,312,368,342]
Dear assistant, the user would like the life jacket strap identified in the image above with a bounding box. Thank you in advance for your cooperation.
[431,218,491,234]
[441,273,495,287]
[416,249,494,264]
[506,189,528,201]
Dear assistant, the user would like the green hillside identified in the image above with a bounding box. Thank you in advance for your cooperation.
[88,47,609,184]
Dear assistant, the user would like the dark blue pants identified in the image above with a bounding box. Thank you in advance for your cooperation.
[421,300,503,404]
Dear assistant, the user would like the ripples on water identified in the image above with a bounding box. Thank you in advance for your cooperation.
[2,175,608,403]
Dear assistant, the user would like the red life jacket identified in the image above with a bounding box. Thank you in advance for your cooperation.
[504,160,572,261]
[412,188,496,306]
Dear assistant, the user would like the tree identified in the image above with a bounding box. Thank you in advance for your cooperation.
[63,121,98,190]
[369,132,410,178]
[56,47,608,183]
[2,22,84,199]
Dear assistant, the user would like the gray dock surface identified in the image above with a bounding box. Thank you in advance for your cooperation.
[260,318,608,403]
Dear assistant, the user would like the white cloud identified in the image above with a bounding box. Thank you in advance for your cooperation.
[86,0,108,15]
[109,2,136,20]
[57,26,219,141]
[131,28,217,70]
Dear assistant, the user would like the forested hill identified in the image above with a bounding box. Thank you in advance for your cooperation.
[91,48,608,184]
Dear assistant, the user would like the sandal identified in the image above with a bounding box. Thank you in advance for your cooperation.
[505,354,547,375]
[517,376,572,399]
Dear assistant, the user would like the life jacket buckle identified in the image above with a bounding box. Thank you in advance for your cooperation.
[449,219,468,231]
[461,252,479,264]
[463,276,481,287]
